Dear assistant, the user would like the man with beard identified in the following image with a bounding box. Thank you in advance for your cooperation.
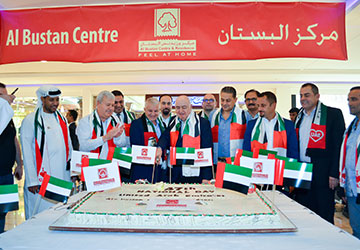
[158,94,175,129]
[199,93,217,121]
[157,94,175,182]
[211,86,247,166]
[130,98,164,182]
[20,85,72,219]
[111,90,135,147]
[244,89,260,123]
[156,96,213,183]
[339,86,360,239]
[294,83,345,224]
[243,91,298,159]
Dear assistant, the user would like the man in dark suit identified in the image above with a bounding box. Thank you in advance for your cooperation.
[156,95,213,184]
[243,91,299,159]
[130,98,163,183]
[66,109,79,151]
[294,83,345,224]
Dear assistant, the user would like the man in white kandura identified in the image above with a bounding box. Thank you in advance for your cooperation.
[76,90,126,159]
[20,85,72,219]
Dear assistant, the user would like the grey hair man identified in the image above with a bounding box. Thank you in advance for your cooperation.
[77,90,126,159]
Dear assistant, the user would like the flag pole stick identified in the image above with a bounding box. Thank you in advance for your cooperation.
[212,164,215,180]
[272,184,276,202]
[151,163,156,184]
[169,164,172,184]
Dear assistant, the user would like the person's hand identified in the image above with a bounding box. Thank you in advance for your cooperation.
[103,124,122,141]
[28,185,40,194]
[0,94,15,104]
[114,124,124,138]
[329,177,339,190]
[156,147,162,164]
[14,165,23,180]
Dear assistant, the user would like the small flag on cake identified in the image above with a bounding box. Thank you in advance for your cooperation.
[234,149,253,165]
[194,148,213,167]
[39,174,73,203]
[81,158,111,181]
[0,184,19,213]
[283,161,313,189]
[132,145,157,165]
[215,162,253,195]
[170,147,195,165]
[111,147,132,176]
[83,162,121,192]
[70,151,99,174]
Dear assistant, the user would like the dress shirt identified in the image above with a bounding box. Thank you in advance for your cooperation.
[218,109,232,157]
[299,108,316,163]
[262,115,277,150]
[245,110,259,123]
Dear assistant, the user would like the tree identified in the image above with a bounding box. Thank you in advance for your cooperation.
[158,12,177,32]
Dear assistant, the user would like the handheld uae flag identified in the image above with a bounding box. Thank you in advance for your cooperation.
[39,174,73,203]
[170,147,195,165]
[0,184,19,212]
[83,162,121,192]
[111,147,132,176]
[215,162,253,195]
[194,148,213,167]
[70,151,99,174]
[132,145,157,165]
[283,161,313,189]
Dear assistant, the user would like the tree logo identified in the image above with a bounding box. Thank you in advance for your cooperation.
[155,9,180,37]
[98,168,108,179]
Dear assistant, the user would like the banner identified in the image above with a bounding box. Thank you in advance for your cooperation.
[0,2,346,64]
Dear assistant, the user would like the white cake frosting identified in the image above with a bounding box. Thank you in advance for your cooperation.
[64,184,283,230]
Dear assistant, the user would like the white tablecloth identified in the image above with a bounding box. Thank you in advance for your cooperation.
[1,191,359,250]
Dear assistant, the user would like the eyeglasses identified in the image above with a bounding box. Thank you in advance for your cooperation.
[245,98,257,102]
[115,101,124,104]
[203,99,215,103]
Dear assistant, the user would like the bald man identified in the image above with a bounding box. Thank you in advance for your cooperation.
[199,93,217,121]
[156,96,213,183]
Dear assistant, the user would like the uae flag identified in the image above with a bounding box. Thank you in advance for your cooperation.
[234,149,253,165]
[0,184,19,213]
[112,147,132,177]
[81,158,111,181]
[39,174,73,203]
[170,147,195,165]
[215,162,253,195]
[283,161,313,189]
[253,148,278,159]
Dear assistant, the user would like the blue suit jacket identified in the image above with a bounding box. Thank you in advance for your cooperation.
[243,117,299,160]
[157,116,213,183]
[130,114,163,183]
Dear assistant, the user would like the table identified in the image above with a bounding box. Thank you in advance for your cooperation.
[1,191,359,250]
